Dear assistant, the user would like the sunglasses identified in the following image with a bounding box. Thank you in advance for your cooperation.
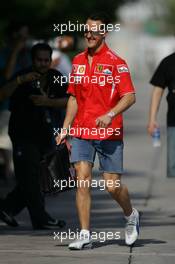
[84,29,105,37]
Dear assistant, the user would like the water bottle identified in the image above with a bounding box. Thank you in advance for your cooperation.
[152,127,161,147]
[36,80,41,89]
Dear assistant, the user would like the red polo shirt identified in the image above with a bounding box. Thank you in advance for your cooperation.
[67,43,135,140]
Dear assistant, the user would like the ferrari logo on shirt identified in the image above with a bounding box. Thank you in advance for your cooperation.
[117,64,129,73]
[94,64,113,75]
[73,64,86,75]
[96,64,103,73]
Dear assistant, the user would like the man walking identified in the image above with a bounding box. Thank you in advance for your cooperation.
[148,52,175,177]
[56,13,140,249]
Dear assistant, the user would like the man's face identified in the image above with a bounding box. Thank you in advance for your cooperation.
[84,19,107,50]
[33,50,51,74]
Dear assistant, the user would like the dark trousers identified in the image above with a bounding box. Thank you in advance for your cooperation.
[3,139,53,228]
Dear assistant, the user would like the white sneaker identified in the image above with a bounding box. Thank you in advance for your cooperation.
[125,208,140,246]
[68,231,92,250]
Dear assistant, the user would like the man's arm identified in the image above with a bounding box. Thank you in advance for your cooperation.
[110,93,135,116]
[96,93,136,128]
[30,96,68,108]
[30,72,68,108]
[4,39,25,80]
[147,86,164,135]
[56,95,78,144]
[0,72,40,102]
[62,95,78,128]
[48,98,68,108]
[0,79,19,101]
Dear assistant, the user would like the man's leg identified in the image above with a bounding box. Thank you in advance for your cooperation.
[0,143,29,227]
[167,127,175,177]
[68,161,93,249]
[68,138,95,249]
[103,172,139,245]
[4,141,53,227]
[22,141,66,229]
[96,140,139,246]
[3,185,26,216]
[3,142,47,225]
[103,173,132,216]
[74,161,92,230]
[0,141,65,229]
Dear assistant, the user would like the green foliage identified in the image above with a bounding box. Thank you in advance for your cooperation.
[0,0,124,40]
[165,0,175,33]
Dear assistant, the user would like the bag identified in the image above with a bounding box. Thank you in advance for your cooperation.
[39,142,76,195]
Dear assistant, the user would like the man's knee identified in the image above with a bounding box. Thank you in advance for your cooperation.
[103,173,122,195]
[74,161,92,190]
[74,161,92,178]
[106,184,121,196]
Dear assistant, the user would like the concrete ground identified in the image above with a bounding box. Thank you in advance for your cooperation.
[0,80,174,264]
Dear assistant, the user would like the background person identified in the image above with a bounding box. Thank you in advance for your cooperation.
[0,22,32,181]
[51,36,73,77]
[148,52,175,177]
[0,43,67,229]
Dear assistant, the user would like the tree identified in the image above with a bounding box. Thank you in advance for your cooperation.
[0,0,126,40]
[165,0,175,34]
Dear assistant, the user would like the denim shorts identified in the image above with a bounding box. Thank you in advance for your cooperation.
[70,137,124,174]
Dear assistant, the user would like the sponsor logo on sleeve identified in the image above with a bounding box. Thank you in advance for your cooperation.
[117,64,129,73]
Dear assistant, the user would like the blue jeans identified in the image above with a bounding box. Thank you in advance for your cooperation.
[167,127,175,177]
[70,137,124,174]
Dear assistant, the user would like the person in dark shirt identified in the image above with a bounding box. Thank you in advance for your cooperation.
[0,22,32,181]
[148,53,175,177]
[0,43,68,229]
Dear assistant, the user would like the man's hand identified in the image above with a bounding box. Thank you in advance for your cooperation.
[147,120,159,136]
[96,114,112,128]
[55,129,68,145]
[30,95,50,106]
[19,72,41,84]
[148,87,164,136]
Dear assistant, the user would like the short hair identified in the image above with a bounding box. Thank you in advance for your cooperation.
[31,43,52,60]
[87,12,110,27]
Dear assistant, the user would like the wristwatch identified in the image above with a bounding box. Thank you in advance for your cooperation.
[61,128,69,135]
[107,111,115,119]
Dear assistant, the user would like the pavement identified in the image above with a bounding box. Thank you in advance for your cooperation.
[0,80,175,264]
